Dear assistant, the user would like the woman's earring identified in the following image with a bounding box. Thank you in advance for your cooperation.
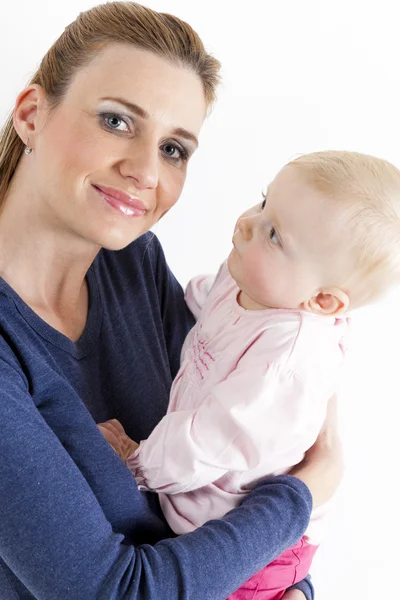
[24,139,32,155]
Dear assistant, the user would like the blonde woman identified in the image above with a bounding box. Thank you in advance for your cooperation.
[0,3,341,599]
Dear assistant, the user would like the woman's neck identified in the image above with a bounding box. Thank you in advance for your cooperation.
[0,178,100,339]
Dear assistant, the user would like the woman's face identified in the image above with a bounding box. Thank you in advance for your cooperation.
[28,44,207,250]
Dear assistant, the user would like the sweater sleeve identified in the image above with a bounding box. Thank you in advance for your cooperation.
[287,575,315,600]
[0,350,312,600]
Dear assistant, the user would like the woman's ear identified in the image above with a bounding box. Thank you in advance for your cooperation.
[12,84,47,147]
[301,288,349,315]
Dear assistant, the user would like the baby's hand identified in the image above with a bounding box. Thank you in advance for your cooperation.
[98,418,139,462]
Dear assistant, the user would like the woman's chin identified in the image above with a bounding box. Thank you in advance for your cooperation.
[97,231,145,251]
[81,224,148,252]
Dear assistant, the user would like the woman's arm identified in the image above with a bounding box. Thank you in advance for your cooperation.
[98,395,342,600]
[99,420,316,600]
[281,396,342,600]
[290,394,343,508]
[0,354,313,600]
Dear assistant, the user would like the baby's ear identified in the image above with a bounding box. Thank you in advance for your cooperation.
[301,288,349,315]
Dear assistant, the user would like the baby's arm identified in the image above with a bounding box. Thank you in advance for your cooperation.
[184,261,228,319]
[184,274,216,319]
[126,359,317,494]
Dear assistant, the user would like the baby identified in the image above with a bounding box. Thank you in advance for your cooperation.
[101,151,400,599]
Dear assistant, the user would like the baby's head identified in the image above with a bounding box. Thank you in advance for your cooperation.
[228,150,400,314]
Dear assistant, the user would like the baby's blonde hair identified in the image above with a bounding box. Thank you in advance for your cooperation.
[288,150,400,308]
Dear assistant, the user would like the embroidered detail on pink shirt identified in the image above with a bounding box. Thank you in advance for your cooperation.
[189,328,216,381]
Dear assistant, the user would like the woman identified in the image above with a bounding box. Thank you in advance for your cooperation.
[0,3,342,598]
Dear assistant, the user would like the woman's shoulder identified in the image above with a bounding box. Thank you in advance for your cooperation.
[94,233,169,291]
[0,285,26,337]
[95,233,184,309]
[0,293,29,383]
[98,233,164,271]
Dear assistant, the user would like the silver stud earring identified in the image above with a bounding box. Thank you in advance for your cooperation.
[24,140,32,155]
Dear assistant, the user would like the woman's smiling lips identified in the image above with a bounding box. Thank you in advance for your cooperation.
[92,184,147,217]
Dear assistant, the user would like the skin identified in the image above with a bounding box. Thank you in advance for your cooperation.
[228,166,351,315]
[0,44,206,341]
[282,591,309,600]
[98,419,139,458]
[0,43,344,598]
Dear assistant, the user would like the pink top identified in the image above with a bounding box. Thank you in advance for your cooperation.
[128,261,348,542]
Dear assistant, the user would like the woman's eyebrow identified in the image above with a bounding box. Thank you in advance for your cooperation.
[100,96,148,119]
[99,96,198,147]
[172,128,198,148]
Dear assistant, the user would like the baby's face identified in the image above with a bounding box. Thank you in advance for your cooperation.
[228,166,346,310]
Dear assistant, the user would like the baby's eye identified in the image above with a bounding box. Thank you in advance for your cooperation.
[269,226,280,245]
[260,192,267,210]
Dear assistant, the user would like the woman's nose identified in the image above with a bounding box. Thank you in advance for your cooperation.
[119,139,159,190]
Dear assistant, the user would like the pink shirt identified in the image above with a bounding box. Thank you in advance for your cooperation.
[128,261,348,541]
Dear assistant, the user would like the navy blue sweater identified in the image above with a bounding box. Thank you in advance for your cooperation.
[0,233,313,599]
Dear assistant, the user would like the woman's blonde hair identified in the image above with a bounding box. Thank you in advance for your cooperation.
[0,1,221,204]
[288,150,400,307]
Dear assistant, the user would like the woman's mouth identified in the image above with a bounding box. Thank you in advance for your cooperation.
[92,184,147,217]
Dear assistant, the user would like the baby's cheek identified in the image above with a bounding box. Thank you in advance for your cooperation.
[243,252,275,296]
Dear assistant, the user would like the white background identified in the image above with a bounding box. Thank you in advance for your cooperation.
[2,1,400,598]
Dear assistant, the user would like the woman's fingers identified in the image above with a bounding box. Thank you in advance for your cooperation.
[320,392,339,442]
[97,419,139,462]
[98,423,123,455]
[289,394,344,508]
[99,418,126,436]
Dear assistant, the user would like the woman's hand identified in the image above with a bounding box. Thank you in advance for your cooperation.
[281,590,306,600]
[289,394,344,508]
[98,418,139,462]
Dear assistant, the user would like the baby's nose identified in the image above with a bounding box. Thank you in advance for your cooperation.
[238,216,253,240]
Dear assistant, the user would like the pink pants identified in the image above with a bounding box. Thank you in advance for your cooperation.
[226,537,318,600]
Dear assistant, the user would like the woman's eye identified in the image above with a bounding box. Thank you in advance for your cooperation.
[269,226,280,245]
[161,142,188,163]
[101,113,130,133]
